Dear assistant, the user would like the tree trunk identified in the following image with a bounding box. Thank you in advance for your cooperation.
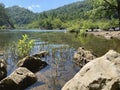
[118,12,120,30]
[117,0,120,30]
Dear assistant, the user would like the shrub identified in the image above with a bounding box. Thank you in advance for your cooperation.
[17,34,34,58]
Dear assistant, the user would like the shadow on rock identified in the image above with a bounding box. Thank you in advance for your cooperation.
[17,56,48,73]
[0,67,37,90]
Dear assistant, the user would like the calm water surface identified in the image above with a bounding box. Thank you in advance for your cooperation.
[0,30,120,90]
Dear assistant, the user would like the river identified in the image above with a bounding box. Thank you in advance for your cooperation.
[0,30,120,90]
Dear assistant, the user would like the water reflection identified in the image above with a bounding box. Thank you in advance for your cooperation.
[27,44,79,90]
[78,34,120,56]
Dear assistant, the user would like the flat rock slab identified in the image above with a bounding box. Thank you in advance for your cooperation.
[0,67,37,90]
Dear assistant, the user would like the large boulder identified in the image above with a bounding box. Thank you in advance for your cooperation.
[73,47,96,67]
[0,59,7,80]
[17,56,48,73]
[62,50,120,90]
[0,67,37,90]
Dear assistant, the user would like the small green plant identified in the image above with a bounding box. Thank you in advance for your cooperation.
[17,34,34,58]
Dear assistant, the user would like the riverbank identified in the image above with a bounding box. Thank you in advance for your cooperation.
[87,31,120,40]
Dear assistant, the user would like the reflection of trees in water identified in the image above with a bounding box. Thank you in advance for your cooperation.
[27,44,77,90]
[0,33,80,89]
[47,46,76,90]
[78,34,119,56]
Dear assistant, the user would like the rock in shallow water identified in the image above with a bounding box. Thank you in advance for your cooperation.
[0,67,37,90]
[17,56,48,73]
[73,47,96,67]
[62,50,120,90]
[32,51,49,58]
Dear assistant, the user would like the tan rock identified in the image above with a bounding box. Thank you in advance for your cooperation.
[17,56,48,73]
[0,67,37,90]
[73,47,95,67]
[62,50,120,90]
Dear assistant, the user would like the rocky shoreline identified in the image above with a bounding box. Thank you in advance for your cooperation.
[62,49,120,90]
[0,51,48,90]
[87,31,120,40]
[62,30,120,90]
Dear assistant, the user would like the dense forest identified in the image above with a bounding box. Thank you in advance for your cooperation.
[0,0,119,31]
[6,6,36,28]
[0,3,14,29]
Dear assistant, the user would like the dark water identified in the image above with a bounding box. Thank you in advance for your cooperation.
[0,30,120,90]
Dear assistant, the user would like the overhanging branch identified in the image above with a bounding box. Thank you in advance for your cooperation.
[103,0,118,10]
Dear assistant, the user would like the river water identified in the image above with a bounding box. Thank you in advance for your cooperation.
[0,30,120,90]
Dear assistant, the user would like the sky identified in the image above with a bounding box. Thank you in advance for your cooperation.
[0,0,81,13]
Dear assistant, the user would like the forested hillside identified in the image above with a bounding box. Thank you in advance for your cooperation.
[0,3,14,29]
[39,0,92,21]
[27,0,119,30]
[6,0,93,29]
[1,0,119,30]
[27,0,92,29]
[6,6,37,28]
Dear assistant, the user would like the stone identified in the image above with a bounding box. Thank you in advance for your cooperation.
[32,51,49,58]
[17,56,48,73]
[62,50,120,90]
[0,59,7,80]
[104,33,113,39]
[73,47,96,67]
[0,67,37,90]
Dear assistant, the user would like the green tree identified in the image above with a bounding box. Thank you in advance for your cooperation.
[7,6,36,27]
[52,19,62,29]
[0,3,14,29]
[91,0,120,29]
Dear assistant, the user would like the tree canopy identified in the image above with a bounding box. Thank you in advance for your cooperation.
[90,0,120,29]
[6,6,37,28]
[0,3,14,29]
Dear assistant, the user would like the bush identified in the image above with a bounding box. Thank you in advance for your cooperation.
[17,34,34,58]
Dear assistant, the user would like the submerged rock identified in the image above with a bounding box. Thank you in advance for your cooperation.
[73,47,96,67]
[0,67,37,90]
[17,56,48,73]
[32,51,49,58]
[62,50,120,90]
[0,59,7,80]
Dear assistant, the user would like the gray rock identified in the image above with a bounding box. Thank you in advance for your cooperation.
[0,59,7,80]
[0,67,37,90]
[17,56,48,73]
[62,50,120,90]
[73,47,96,67]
